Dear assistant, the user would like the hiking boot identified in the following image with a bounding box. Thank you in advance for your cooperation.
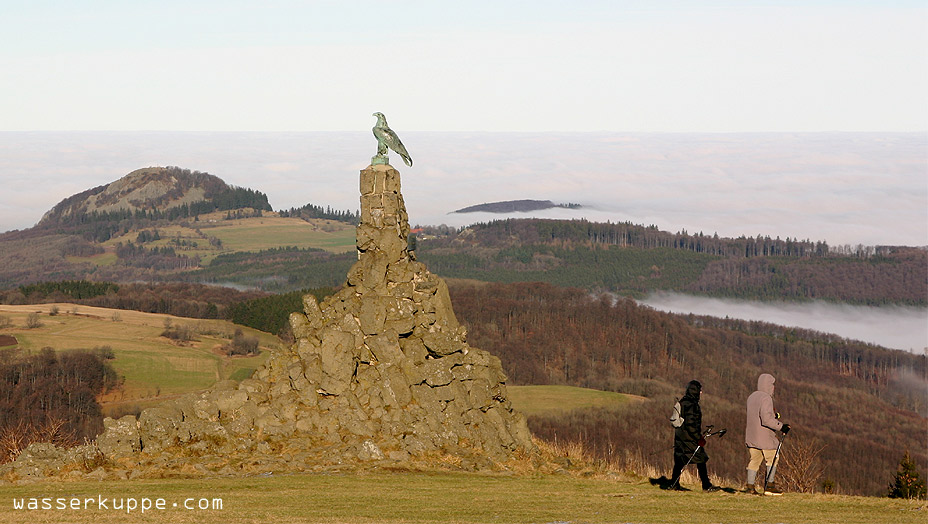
[671,484,690,492]
[744,485,759,495]
[703,485,721,492]
[764,484,783,496]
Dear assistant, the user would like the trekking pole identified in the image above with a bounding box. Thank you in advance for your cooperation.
[763,431,788,494]
[670,427,726,490]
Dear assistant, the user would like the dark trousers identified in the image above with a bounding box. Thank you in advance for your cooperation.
[670,456,712,489]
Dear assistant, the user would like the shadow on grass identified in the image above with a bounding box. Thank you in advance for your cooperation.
[649,476,739,494]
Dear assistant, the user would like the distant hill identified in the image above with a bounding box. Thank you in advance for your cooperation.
[453,199,581,214]
[38,166,271,228]
[0,166,355,290]
[1,170,924,307]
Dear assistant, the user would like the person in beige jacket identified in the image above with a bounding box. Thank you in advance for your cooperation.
[745,373,790,495]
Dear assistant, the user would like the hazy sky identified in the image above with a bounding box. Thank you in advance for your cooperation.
[1,1,925,132]
[1,131,925,248]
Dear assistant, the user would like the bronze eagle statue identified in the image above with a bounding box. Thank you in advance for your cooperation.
[372,112,413,167]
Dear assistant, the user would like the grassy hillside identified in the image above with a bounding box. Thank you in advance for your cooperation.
[0,213,355,289]
[507,385,643,416]
[103,213,356,264]
[0,471,923,524]
[0,304,275,408]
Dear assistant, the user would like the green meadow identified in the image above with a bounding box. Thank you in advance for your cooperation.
[204,217,356,254]
[96,215,356,266]
[506,385,643,416]
[0,471,922,524]
[0,304,274,403]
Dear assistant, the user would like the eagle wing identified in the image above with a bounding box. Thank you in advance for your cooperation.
[374,125,413,167]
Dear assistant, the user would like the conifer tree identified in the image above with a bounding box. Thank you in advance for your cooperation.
[888,451,926,499]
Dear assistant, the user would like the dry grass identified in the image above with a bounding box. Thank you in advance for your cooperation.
[101,215,356,265]
[0,304,274,403]
[0,469,923,524]
[0,418,78,464]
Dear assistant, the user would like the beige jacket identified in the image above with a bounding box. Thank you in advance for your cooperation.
[745,373,783,450]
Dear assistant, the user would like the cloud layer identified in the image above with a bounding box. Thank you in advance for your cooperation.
[1,132,924,248]
[640,291,927,354]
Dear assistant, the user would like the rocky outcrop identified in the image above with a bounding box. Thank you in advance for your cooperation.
[4,164,534,481]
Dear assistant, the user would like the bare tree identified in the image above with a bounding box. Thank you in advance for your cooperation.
[779,435,826,493]
[26,312,42,329]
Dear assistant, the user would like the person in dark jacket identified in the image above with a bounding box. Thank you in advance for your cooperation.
[669,380,720,491]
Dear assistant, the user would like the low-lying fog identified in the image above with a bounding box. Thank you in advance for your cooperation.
[639,292,928,354]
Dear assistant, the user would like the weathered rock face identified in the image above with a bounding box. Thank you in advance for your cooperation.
[261,164,534,460]
[4,164,534,480]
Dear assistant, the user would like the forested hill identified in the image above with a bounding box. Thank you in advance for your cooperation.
[448,281,927,496]
[36,166,271,238]
[452,200,581,214]
[414,219,927,306]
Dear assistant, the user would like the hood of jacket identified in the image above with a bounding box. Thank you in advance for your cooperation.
[685,380,702,401]
[757,373,775,396]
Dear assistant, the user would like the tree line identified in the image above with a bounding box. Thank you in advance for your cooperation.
[279,203,360,224]
[226,286,334,339]
[18,281,119,301]
[191,247,354,293]
[1,281,266,320]
[436,218,908,259]
[413,219,927,306]
[0,347,119,462]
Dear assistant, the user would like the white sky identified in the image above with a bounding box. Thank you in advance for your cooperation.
[1,0,926,132]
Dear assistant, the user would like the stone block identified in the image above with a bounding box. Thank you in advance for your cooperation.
[383,167,401,193]
[358,440,385,461]
[422,330,464,357]
[421,359,453,387]
[366,332,404,363]
[385,317,415,337]
[433,384,455,402]
[286,317,308,345]
[359,167,376,196]
[410,383,440,410]
[359,297,388,335]
[316,329,357,395]
[399,337,429,364]
[138,406,182,453]
[97,415,141,457]
[379,363,412,407]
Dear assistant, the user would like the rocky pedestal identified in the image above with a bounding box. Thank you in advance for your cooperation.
[258,163,534,460]
[4,164,534,480]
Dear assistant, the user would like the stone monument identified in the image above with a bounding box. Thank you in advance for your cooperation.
[3,162,535,479]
